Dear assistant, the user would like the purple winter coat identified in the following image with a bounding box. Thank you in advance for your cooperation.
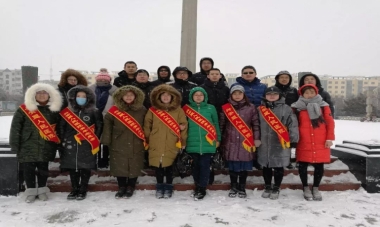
[219,98,260,161]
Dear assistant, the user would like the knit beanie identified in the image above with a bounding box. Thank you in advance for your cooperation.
[230,85,245,94]
[96,68,112,82]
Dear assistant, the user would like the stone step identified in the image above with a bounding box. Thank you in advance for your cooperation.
[47,180,361,192]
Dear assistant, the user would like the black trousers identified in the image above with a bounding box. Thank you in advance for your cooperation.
[155,165,173,184]
[23,162,49,188]
[298,162,324,187]
[262,167,284,187]
[69,169,91,191]
[116,177,137,188]
[229,170,248,185]
[97,145,109,168]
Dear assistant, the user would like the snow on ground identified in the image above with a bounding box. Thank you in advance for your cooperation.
[1,189,380,227]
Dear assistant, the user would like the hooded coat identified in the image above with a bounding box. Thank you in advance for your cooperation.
[59,85,103,170]
[143,84,188,168]
[190,57,228,86]
[185,87,221,154]
[257,97,299,168]
[88,84,118,116]
[151,66,172,87]
[57,69,88,110]
[298,73,335,117]
[200,78,230,114]
[167,67,198,107]
[101,86,147,178]
[10,83,62,163]
[131,81,155,109]
[219,97,260,162]
[274,71,299,106]
[232,77,267,107]
[113,70,135,87]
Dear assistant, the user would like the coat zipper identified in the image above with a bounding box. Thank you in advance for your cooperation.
[198,106,202,155]
[76,110,81,172]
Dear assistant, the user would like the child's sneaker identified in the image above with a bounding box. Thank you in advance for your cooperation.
[163,184,173,199]
[115,187,126,199]
[228,183,239,198]
[303,186,313,201]
[194,187,206,201]
[238,184,247,198]
[312,187,322,201]
[261,185,272,198]
[269,186,280,200]
[155,183,164,199]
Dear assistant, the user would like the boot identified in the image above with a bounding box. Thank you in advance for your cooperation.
[25,188,38,203]
[303,186,313,201]
[115,187,126,199]
[155,183,164,199]
[194,187,206,201]
[163,184,173,199]
[67,188,79,200]
[76,185,88,201]
[125,186,135,198]
[270,186,280,200]
[37,187,50,201]
[68,171,80,200]
[286,163,294,169]
[238,184,247,198]
[228,183,239,198]
[261,185,272,198]
[312,187,322,201]
[191,185,200,198]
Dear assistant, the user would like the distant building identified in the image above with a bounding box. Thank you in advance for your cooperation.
[0,68,23,95]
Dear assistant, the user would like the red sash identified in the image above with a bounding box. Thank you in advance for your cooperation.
[60,107,100,154]
[20,104,60,143]
[149,107,181,148]
[222,103,255,152]
[259,106,290,149]
[108,105,148,149]
[183,105,217,146]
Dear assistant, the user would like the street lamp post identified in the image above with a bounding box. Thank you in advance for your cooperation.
[180,0,198,73]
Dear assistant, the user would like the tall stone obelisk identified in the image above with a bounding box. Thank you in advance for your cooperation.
[180,0,198,73]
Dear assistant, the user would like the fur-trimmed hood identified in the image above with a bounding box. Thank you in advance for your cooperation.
[150,84,182,111]
[24,83,63,112]
[58,69,88,88]
[67,85,96,112]
[112,85,145,111]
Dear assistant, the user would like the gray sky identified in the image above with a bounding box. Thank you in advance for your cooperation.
[1,0,379,80]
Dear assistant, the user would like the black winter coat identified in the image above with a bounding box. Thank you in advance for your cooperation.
[131,81,155,109]
[167,79,197,106]
[59,86,103,170]
[200,79,230,114]
[113,70,135,88]
[191,72,228,86]
[275,85,299,106]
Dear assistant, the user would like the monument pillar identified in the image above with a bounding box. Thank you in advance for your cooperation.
[180,0,198,73]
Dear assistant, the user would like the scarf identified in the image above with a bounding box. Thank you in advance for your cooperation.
[291,95,329,128]
[95,85,112,112]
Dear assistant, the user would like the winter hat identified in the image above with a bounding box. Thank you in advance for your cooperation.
[265,86,281,95]
[172,66,193,78]
[299,73,322,88]
[96,69,112,82]
[298,84,319,96]
[230,84,245,94]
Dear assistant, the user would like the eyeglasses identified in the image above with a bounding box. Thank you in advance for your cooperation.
[243,72,255,75]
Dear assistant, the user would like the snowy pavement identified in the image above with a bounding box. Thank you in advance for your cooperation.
[1,188,380,227]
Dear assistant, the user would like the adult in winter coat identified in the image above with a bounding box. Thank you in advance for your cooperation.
[274,71,299,106]
[151,65,172,87]
[167,66,197,106]
[200,68,230,114]
[232,65,267,107]
[101,85,147,199]
[57,69,88,110]
[10,83,62,203]
[291,84,335,201]
[258,86,299,200]
[219,85,260,198]
[144,84,188,199]
[298,73,335,117]
[113,61,137,87]
[185,87,221,200]
[131,69,155,109]
[59,85,103,200]
[88,69,118,169]
[191,57,227,86]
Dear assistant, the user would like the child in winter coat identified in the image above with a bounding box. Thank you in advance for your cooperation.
[101,85,147,199]
[258,86,299,200]
[10,83,62,203]
[184,87,221,200]
[219,85,260,198]
[59,85,103,201]
[144,84,188,199]
[291,84,335,201]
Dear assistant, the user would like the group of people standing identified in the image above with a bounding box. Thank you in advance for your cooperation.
[9,57,335,203]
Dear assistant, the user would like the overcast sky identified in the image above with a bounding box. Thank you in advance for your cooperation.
[1,0,379,80]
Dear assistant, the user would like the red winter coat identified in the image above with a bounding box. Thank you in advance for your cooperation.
[296,106,335,163]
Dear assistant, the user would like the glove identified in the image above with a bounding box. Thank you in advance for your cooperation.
[254,140,261,147]
[290,142,298,148]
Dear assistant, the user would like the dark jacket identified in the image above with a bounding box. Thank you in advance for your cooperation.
[190,57,228,86]
[185,87,221,154]
[101,85,147,177]
[113,70,135,88]
[151,66,172,87]
[299,73,335,117]
[232,77,267,107]
[57,69,88,110]
[274,72,299,106]
[167,79,198,107]
[200,79,230,114]
[59,85,103,170]
[88,84,118,116]
[257,98,299,168]
[131,81,155,109]
[219,98,260,162]
[10,83,62,163]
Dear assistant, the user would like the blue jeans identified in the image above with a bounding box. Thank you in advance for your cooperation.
[190,153,213,187]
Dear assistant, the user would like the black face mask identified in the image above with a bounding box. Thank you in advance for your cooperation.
[174,77,188,86]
